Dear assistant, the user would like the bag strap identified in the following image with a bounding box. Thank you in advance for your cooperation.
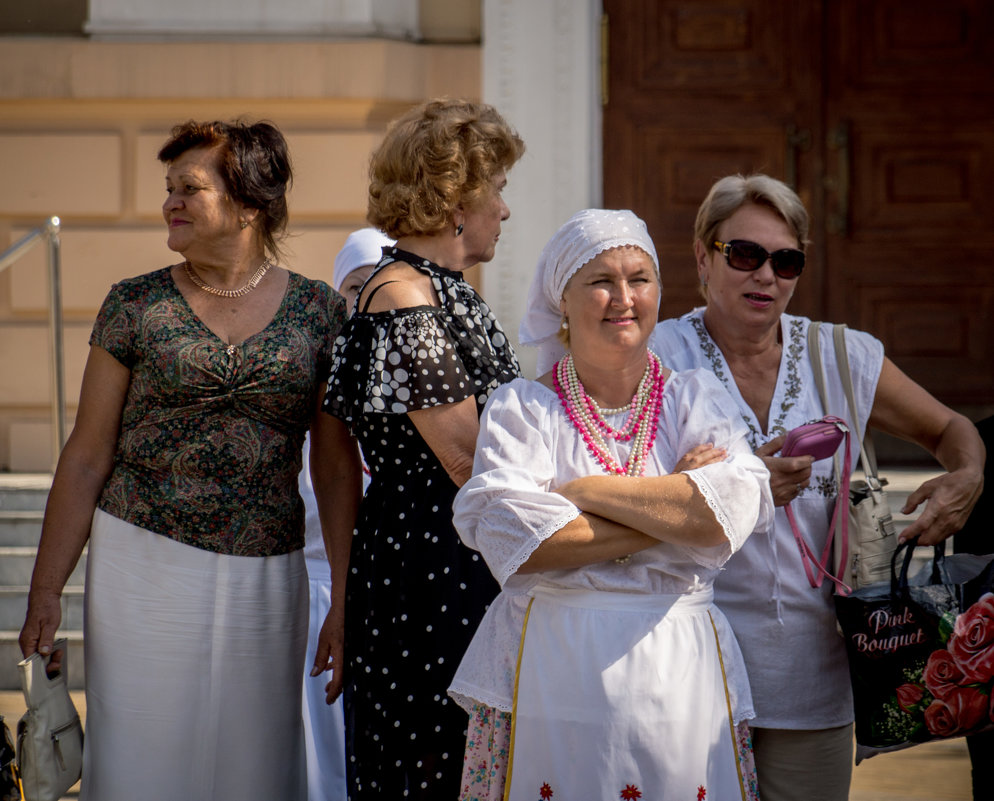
[784,420,852,594]
[831,324,882,484]
[808,321,829,411]
[791,321,852,594]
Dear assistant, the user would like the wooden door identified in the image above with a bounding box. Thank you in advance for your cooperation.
[822,0,994,412]
[603,0,994,418]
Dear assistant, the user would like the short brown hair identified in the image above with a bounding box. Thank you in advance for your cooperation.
[367,99,525,238]
[158,119,292,261]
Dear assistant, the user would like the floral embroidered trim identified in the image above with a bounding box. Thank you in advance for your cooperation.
[815,473,839,499]
[688,314,804,450]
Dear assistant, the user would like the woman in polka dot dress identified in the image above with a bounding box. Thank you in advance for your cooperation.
[320,98,525,800]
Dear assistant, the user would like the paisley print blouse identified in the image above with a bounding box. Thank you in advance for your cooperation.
[91,266,346,556]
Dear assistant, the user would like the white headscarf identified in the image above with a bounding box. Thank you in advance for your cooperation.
[332,227,395,292]
[519,209,660,375]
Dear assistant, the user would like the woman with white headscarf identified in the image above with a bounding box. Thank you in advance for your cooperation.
[449,209,774,801]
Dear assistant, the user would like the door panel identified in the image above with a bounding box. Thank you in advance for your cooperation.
[604,0,994,414]
[823,0,994,408]
[603,0,824,324]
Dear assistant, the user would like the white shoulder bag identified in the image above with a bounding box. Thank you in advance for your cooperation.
[808,322,899,590]
[16,639,83,801]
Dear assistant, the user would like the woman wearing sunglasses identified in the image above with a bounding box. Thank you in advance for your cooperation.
[649,173,985,801]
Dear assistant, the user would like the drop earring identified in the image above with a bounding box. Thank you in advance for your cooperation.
[561,317,569,331]
[455,223,464,236]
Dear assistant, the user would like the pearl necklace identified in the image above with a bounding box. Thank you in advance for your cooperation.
[553,350,665,477]
[184,259,272,298]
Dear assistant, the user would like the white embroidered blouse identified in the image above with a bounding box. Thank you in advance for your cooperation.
[649,308,885,729]
[448,367,774,713]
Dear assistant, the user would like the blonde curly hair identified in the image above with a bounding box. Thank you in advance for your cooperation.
[367,98,525,238]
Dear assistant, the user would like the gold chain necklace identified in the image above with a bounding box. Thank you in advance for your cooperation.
[184,259,272,298]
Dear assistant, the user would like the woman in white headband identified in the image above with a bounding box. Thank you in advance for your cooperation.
[449,208,773,800]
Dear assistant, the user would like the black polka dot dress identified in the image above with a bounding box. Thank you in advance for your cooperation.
[323,247,521,799]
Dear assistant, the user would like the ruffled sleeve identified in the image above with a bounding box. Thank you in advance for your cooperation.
[661,369,775,567]
[324,307,478,427]
[453,379,581,587]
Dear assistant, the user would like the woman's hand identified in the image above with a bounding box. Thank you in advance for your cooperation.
[898,468,983,546]
[19,589,63,660]
[868,358,986,545]
[756,434,814,507]
[673,443,727,472]
[312,607,346,705]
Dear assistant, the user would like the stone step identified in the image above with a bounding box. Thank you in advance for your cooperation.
[0,631,85,691]
[0,585,84,632]
[0,509,43,546]
[0,546,86,587]
[0,474,51,511]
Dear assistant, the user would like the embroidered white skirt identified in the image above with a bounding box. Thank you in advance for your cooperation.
[80,509,308,801]
[506,586,754,801]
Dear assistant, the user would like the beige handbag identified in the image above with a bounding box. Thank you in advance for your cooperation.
[16,640,83,801]
[808,322,899,590]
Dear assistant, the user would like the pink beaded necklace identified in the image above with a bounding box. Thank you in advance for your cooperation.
[553,350,665,476]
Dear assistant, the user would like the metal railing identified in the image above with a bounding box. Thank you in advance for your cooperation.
[0,216,65,471]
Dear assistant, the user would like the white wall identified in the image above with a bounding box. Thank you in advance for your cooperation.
[481,0,602,378]
[85,0,418,37]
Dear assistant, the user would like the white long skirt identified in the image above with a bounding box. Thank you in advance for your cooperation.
[506,586,754,801]
[301,561,347,801]
[80,509,308,801]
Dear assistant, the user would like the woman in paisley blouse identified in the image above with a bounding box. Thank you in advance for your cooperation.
[648,173,985,801]
[19,119,361,801]
[321,98,524,800]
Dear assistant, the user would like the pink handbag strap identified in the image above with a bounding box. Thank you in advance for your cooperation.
[785,418,853,595]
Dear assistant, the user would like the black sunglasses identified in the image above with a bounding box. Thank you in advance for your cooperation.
[713,239,805,279]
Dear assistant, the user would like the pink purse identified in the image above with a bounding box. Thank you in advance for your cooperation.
[782,417,847,461]
[782,415,853,594]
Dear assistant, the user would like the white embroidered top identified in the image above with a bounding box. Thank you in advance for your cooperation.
[448,367,774,713]
[649,308,885,729]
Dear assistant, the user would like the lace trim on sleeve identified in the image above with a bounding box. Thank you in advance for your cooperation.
[489,505,581,587]
[448,684,514,715]
[685,469,737,565]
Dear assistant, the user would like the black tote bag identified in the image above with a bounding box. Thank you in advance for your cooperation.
[835,538,994,762]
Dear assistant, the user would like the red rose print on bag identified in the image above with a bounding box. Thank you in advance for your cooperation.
[923,685,990,737]
[835,543,994,761]
[948,593,994,683]
[922,649,967,699]
[896,682,925,713]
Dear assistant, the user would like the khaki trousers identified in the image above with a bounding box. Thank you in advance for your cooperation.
[752,724,854,801]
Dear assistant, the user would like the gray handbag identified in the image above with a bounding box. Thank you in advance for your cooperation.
[16,639,83,801]
[808,322,899,590]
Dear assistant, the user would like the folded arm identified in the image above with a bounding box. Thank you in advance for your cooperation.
[553,473,728,547]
